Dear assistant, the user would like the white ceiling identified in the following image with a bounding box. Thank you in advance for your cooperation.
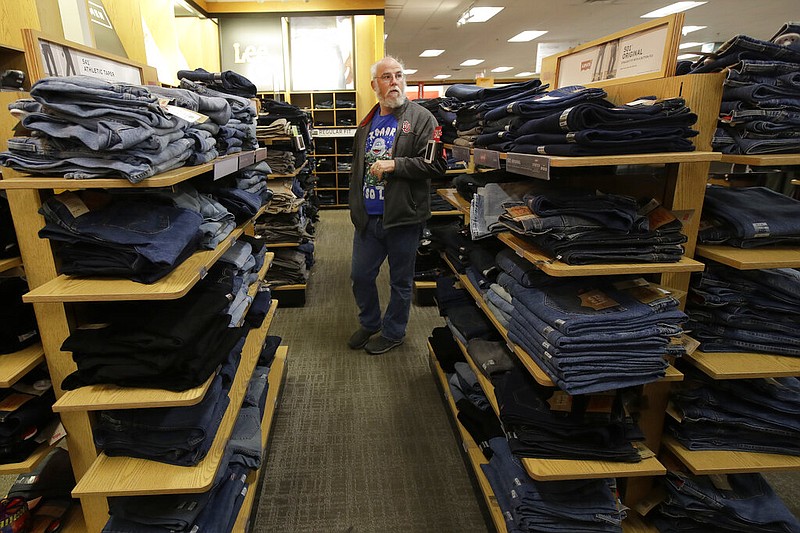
[383,0,799,83]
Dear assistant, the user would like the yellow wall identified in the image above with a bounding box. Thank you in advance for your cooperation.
[176,17,220,74]
[0,0,42,49]
[100,0,147,63]
[354,14,384,116]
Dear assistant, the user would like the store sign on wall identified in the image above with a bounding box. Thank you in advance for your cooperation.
[38,39,141,83]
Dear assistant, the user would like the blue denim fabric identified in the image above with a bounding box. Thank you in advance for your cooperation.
[351,217,422,341]
[511,137,695,156]
[657,471,800,533]
[94,373,230,466]
[690,34,800,73]
[713,126,800,155]
[445,79,544,102]
[19,113,163,151]
[526,191,647,232]
[179,79,256,122]
[39,192,203,266]
[149,84,233,125]
[484,86,609,121]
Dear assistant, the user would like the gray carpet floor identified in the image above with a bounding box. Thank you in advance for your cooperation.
[254,209,490,533]
[253,209,800,531]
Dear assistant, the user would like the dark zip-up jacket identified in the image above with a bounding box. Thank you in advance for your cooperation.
[349,99,446,232]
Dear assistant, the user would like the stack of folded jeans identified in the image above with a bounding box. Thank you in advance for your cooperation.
[178,68,257,98]
[667,366,800,456]
[258,98,313,148]
[650,470,800,533]
[265,249,308,287]
[502,95,698,156]
[505,277,687,395]
[265,178,305,214]
[688,22,800,155]
[0,76,198,183]
[467,338,515,378]
[179,78,258,155]
[215,239,263,327]
[493,366,645,462]
[148,84,231,164]
[428,220,474,273]
[0,276,39,354]
[38,190,203,283]
[60,282,247,391]
[449,362,493,412]
[686,261,800,356]
[470,181,536,239]
[256,117,291,139]
[232,161,273,205]
[254,211,313,244]
[698,185,800,248]
[482,437,625,533]
[0,370,57,464]
[444,79,548,149]
[416,97,459,144]
[142,182,235,249]
[265,149,296,175]
[500,191,688,265]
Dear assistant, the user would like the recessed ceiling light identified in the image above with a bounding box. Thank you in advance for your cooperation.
[682,25,707,35]
[677,53,701,60]
[460,59,485,66]
[508,30,548,43]
[403,69,418,75]
[641,2,706,18]
[433,74,452,79]
[457,6,504,26]
[419,49,445,57]
[515,71,535,77]
[679,42,703,49]
[491,66,514,73]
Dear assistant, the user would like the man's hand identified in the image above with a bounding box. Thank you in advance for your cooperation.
[370,159,395,181]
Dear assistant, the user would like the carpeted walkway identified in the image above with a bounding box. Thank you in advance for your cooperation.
[254,209,490,533]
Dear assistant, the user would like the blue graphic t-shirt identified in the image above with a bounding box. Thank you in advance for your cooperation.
[363,112,398,215]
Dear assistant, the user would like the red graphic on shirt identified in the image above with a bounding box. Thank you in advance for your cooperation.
[402,120,411,133]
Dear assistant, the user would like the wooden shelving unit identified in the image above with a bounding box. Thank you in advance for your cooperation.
[232,346,289,532]
[683,350,800,380]
[695,244,800,270]
[662,435,800,475]
[0,442,56,475]
[719,154,800,166]
[0,256,22,272]
[0,147,286,531]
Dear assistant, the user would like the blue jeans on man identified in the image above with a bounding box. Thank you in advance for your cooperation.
[351,216,422,348]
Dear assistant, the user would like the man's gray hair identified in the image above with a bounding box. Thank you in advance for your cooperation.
[370,56,405,79]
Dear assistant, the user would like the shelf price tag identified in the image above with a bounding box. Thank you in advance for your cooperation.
[255,147,268,162]
[239,151,255,169]
[214,156,239,180]
[473,148,501,169]
[450,145,471,162]
[505,152,550,180]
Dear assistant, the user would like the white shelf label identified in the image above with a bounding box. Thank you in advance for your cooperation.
[312,128,357,138]
[239,151,255,169]
[505,152,551,180]
[255,147,268,162]
[473,148,501,169]
[450,145,471,162]
[214,156,239,180]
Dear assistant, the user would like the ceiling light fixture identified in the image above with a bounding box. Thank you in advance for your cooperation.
[682,25,707,35]
[515,71,536,77]
[403,69,418,75]
[508,30,548,43]
[677,53,701,60]
[679,41,703,49]
[419,49,445,57]
[434,74,452,79]
[457,6,504,27]
[460,59,485,66]
[641,2,706,18]
[491,66,513,73]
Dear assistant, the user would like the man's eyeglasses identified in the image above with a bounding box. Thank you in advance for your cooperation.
[376,72,405,82]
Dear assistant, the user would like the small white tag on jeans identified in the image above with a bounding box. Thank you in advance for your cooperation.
[164,104,209,124]
[56,192,90,218]
[753,221,771,237]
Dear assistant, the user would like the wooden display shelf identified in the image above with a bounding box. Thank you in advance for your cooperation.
[432,209,462,217]
[662,435,800,475]
[454,337,500,416]
[522,451,665,482]
[231,346,288,532]
[0,256,22,273]
[414,281,437,289]
[684,350,800,379]
[0,441,54,474]
[0,152,245,190]
[55,257,274,412]
[436,188,470,214]
[719,154,800,166]
[256,135,291,144]
[271,284,306,291]
[22,205,276,303]
[498,233,705,277]
[445,147,720,168]
[265,242,302,248]
[695,244,800,270]
[72,300,278,497]
[0,342,45,387]
[427,342,509,533]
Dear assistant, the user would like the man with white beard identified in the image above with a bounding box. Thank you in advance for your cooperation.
[347,56,445,354]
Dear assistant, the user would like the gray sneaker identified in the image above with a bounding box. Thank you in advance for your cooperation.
[365,336,404,355]
[348,327,379,349]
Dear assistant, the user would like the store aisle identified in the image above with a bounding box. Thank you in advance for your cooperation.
[255,210,489,533]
